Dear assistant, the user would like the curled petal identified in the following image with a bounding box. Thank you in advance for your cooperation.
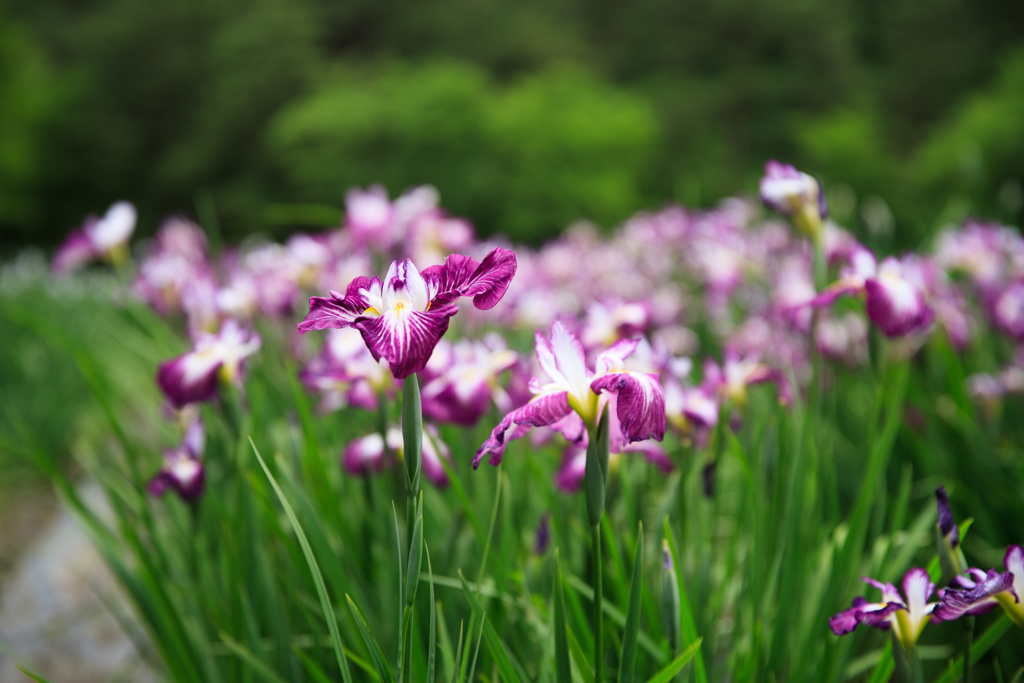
[829,597,901,635]
[157,352,222,408]
[297,276,377,334]
[933,570,1016,622]
[474,391,572,468]
[422,247,517,309]
[591,372,667,443]
[355,304,458,379]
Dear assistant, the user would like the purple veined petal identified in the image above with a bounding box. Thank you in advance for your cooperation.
[383,259,430,312]
[52,228,99,275]
[933,569,1016,623]
[157,351,223,408]
[829,597,897,636]
[554,446,587,493]
[474,390,572,468]
[935,485,960,548]
[590,371,667,443]
[342,433,387,476]
[864,259,934,337]
[297,276,379,334]
[420,247,518,310]
[354,303,458,379]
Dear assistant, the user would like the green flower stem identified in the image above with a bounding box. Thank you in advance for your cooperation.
[963,616,975,683]
[593,523,604,683]
[584,409,610,680]
[402,373,423,549]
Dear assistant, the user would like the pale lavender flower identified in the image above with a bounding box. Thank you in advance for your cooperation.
[759,160,827,221]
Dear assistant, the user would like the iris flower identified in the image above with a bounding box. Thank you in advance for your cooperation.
[475,321,666,468]
[759,160,827,240]
[934,546,1024,627]
[297,248,517,379]
[53,201,137,274]
[148,417,205,502]
[157,319,262,408]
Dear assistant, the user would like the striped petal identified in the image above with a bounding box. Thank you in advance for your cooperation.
[591,371,667,443]
[297,276,378,334]
[933,570,1016,622]
[355,304,458,379]
[421,247,517,309]
[474,390,571,468]
[865,258,934,337]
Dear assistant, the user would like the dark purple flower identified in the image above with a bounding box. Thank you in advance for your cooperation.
[534,512,552,555]
[933,568,1017,622]
[297,248,517,379]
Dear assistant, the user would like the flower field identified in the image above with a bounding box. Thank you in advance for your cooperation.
[2,163,1024,682]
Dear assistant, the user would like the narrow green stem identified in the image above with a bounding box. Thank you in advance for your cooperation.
[401,374,423,547]
[593,523,604,683]
[964,616,975,683]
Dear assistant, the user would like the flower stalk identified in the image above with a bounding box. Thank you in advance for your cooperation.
[585,409,610,681]
[402,373,423,547]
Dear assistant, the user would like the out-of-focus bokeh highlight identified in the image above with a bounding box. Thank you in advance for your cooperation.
[1,0,1023,253]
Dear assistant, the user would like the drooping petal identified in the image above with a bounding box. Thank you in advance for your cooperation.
[355,304,458,379]
[474,390,572,468]
[591,371,667,443]
[297,276,378,334]
[933,570,1016,622]
[829,597,899,636]
[421,247,517,309]
[157,351,222,408]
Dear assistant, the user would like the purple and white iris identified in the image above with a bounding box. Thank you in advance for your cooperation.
[297,248,517,379]
[148,416,205,502]
[474,321,666,468]
[759,161,827,220]
[815,251,934,338]
[157,319,262,408]
[342,424,452,487]
[53,201,137,274]
[934,546,1024,627]
[829,570,940,647]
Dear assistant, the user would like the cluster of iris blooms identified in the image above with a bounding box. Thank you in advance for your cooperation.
[53,161,1024,675]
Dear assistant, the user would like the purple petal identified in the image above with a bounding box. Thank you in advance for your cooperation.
[421,247,517,310]
[342,433,387,476]
[933,570,1015,622]
[157,352,222,408]
[829,597,899,636]
[421,378,493,426]
[475,391,572,468]
[52,228,99,274]
[864,260,934,337]
[591,371,667,443]
[935,486,959,548]
[594,337,640,374]
[554,446,586,493]
[297,276,378,334]
[355,304,458,379]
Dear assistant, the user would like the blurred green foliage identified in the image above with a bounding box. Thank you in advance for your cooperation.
[0,0,1023,249]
